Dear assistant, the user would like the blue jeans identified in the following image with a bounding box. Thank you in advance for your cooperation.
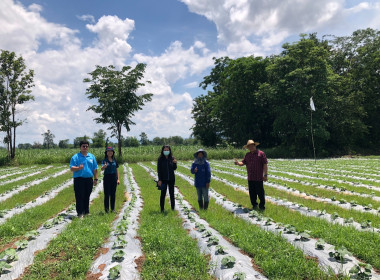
[196,187,209,202]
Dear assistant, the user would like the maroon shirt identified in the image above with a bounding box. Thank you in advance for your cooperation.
[242,150,268,181]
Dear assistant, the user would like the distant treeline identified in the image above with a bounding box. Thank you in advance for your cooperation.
[192,28,380,157]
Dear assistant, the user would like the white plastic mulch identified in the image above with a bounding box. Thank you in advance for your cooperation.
[0,166,53,186]
[0,179,73,225]
[208,165,380,216]
[0,180,104,280]
[140,163,267,280]
[210,173,380,234]
[88,164,143,280]
[174,170,380,279]
[0,167,69,203]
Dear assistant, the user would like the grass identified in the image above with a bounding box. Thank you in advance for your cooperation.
[174,165,380,271]
[143,162,337,280]
[0,170,71,211]
[21,168,126,279]
[131,163,212,280]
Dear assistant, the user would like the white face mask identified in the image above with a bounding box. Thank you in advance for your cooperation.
[163,151,170,156]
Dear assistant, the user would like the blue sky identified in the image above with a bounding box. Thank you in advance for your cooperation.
[1,0,379,145]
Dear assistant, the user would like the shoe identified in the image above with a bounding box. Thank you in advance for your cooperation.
[259,206,265,211]
[198,200,204,210]
[105,210,109,213]
[79,214,84,219]
[204,201,209,210]
[111,210,115,213]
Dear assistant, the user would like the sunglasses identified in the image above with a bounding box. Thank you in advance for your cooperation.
[81,145,89,148]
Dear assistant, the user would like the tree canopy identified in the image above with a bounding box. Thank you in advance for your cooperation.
[84,63,152,158]
[193,29,380,156]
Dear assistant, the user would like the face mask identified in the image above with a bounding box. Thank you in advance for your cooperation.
[163,151,170,156]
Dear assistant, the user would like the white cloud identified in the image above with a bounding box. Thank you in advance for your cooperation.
[77,14,96,23]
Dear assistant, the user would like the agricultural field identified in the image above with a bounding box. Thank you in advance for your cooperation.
[0,157,379,279]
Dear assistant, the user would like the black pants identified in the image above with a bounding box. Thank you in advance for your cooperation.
[160,181,175,211]
[248,180,265,208]
[74,177,93,216]
[104,174,117,212]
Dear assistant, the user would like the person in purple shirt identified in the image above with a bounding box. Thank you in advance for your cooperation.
[234,140,268,210]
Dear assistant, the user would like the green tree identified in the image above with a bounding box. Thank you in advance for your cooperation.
[139,132,149,145]
[329,28,380,148]
[73,136,90,148]
[42,130,55,149]
[191,94,221,146]
[266,34,333,155]
[91,129,106,148]
[58,139,70,149]
[0,50,34,159]
[84,63,152,159]
[124,136,139,147]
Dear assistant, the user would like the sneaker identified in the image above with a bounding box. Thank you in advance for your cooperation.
[259,206,265,211]
[111,210,115,213]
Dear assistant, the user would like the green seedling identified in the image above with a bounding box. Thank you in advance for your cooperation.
[109,264,121,279]
[349,262,372,280]
[0,248,18,263]
[329,246,352,263]
[207,236,219,246]
[221,256,236,268]
[0,261,12,275]
[360,221,371,229]
[364,204,372,211]
[233,272,246,280]
[15,239,28,250]
[295,231,311,241]
[315,239,326,250]
[113,236,127,249]
[284,224,297,234]
[215,245,227,255]
[344,217,354,224]
[202,230,212,238]
[112,250,124,262]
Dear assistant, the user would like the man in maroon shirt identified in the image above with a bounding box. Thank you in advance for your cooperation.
[234,140,268,210]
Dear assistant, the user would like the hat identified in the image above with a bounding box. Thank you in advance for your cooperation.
[194,149,207,158]
[105,146,114,151]
[243,140,260,149]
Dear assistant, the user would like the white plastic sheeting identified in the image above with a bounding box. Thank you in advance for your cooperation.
[89,164,143,280]
[0,165,53,186]
[0,167,69,203]
[0,179,73,225]
[175,170,380,279]
[0,180,104,280]
[139,163,267,280]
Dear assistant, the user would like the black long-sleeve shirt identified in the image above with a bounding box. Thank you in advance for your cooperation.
[157,156,177,183]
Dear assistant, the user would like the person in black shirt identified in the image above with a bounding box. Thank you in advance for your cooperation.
[157,145,177,212]
[101,147,120,213]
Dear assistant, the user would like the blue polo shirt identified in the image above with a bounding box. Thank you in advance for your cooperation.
[70,152,98,178]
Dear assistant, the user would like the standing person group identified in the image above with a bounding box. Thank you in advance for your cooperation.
[70,140,98,218]
[157,145,177,212]
[235,140,268,210]
[101,147,120,213]
[191,149,211,210]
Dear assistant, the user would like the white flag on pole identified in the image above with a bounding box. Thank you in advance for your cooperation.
[310,97,316,111]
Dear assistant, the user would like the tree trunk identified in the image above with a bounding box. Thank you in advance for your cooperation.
[117,124,123,160]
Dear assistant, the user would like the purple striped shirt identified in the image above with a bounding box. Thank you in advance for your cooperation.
[242,150,268,181]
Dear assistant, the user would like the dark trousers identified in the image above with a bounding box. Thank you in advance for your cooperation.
[74,177,93,216]
[248,180,265,208]
[160,181,175,211]
[104,174,117,212]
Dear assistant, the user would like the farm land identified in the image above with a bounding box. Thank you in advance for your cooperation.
[0,155,379,279]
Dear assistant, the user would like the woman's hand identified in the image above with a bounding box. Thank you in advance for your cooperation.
[173,157,177,164]
[158,180,162,187]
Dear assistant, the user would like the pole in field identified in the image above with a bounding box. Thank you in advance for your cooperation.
[310,97,316,163]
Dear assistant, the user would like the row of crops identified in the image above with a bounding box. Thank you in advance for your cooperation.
[0,157,379,279]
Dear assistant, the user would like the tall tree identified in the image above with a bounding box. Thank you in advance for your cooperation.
[73,136,90,148]
[0,50,34,159]
[42,129,55,149]
[139,132,149,145]
[92,129,107,148]
[84,63,152,159]
[58,139,70,149]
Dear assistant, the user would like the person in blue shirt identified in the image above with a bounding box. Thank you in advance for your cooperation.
[70,140,98,218]
[191,149,211,210]
[101,147,120,213]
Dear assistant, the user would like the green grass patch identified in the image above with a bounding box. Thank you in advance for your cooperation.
[132,163,212,280]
